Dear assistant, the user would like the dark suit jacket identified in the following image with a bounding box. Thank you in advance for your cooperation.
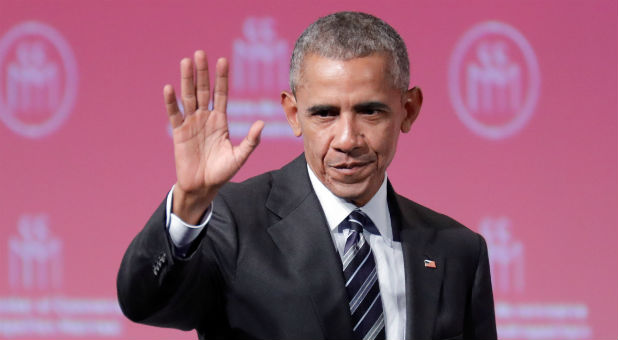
[117,155,497,339]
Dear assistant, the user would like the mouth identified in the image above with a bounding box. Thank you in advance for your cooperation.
[332,162,369,170]
[329,160,374,177]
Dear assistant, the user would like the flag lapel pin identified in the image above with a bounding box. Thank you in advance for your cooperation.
[424,259,436,268]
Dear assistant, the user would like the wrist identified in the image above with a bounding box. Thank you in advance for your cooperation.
[172,185,216,225]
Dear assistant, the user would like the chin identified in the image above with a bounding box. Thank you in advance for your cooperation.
[326,181,371,204]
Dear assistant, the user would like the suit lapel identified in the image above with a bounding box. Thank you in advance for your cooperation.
[389,186,445,340]
[266,155,354,340]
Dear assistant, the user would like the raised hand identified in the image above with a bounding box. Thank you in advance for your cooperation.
[164,50,264,224]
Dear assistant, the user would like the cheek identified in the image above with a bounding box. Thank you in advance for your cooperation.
[303,129,330,169]
[372,125,400,166]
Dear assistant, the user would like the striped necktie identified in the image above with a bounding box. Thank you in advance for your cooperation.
[340,209,386,340]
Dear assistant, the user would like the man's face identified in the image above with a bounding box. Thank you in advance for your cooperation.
[282,53,421,206]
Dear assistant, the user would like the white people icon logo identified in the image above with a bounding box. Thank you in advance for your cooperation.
[448,21,540,140]
[228,17,293,139]
[232,17,288,93]
[0,21,78,139]
[8,214,63,291]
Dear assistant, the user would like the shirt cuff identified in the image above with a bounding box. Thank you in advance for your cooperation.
[165,185,213,250]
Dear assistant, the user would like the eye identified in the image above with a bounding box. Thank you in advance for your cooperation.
[360,109,380,115]
[354,103,389,116]
[312,109,338,117]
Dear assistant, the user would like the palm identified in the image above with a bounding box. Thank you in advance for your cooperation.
[172,107,245,191]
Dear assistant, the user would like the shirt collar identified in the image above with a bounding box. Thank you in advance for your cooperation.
[307,164,393,245]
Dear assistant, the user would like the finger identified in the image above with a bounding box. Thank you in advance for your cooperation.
[235,120,264,165]
[213,58,229,113]
[194,50,210,110]
[180,57,197,114]
[163,84,183,128]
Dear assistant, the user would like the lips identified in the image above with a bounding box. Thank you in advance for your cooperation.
[332,161,369,169]
[328,160,375,179]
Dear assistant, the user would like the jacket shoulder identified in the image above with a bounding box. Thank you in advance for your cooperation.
[219,171,275,202]
[397,195,467,229]
[394,193,486,257]
[217,154,310,218]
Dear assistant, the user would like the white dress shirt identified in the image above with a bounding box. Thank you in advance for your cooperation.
[165,166,406,339]
[306,166,406,340]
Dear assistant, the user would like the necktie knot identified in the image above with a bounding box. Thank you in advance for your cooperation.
[347,209,366,234]
[341,208,379,231]
[340,209,369,254]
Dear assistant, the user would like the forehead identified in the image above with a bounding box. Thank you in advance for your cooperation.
[295,54,399,104]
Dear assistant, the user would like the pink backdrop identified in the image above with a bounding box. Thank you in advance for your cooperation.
[1,1,616,339]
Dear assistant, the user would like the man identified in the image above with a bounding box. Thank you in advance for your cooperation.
[117,11,497,340]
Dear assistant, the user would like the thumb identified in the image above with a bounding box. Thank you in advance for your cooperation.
[235,120,265,165]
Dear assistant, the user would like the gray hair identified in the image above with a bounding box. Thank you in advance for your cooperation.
[289,11,410,93]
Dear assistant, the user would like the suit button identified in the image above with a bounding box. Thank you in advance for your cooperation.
[153,253,167,276]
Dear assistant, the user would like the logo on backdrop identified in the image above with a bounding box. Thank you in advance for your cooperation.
[228,17,294,139]
[1,214,124,337]
[232,17,288,94]
[479,216,524,293]
[8,214,62,291]
[478,215,592,339]
[448,21,540,140]
[0,21,78,138]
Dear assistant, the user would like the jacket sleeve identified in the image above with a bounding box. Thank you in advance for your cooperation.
[464,234,498,339]
[116,198,227,332]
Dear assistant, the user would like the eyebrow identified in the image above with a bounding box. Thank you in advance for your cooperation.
[307,104,339,114]
[353,101,390,113]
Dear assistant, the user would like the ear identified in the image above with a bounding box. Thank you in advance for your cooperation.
[281,91,302,137]
[400,86,423,133]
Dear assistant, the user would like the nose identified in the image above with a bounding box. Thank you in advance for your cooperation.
[332,113,363,154]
